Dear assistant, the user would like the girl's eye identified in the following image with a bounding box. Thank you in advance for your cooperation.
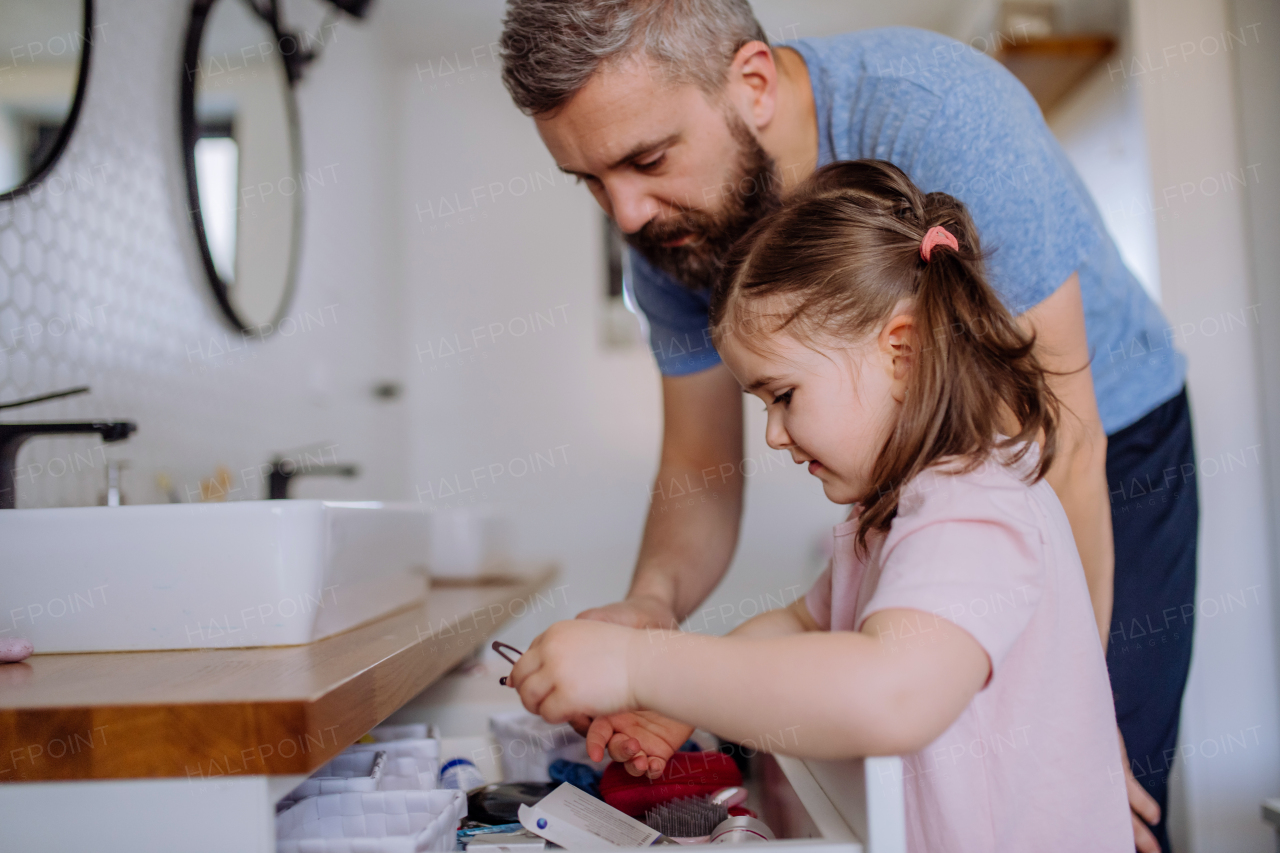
[772,390,793,407]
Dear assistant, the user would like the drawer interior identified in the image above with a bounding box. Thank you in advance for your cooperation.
[378,661,879,852]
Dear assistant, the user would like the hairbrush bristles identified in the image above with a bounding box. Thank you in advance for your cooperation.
[643,796,729,839]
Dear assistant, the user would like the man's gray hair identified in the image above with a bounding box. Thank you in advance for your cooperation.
[500,0,769,116]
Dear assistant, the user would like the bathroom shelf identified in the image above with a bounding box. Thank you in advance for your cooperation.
[0,565,558,782]
[995,34,1117,114]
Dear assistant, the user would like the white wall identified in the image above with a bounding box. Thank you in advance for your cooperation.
[394,55,841,647]
[1228,6,1280,831]
[1128,0,1280,849]
[0,0,408,508]
[1048,25,1162,299]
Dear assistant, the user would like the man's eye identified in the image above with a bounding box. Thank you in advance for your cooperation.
[635,154,666,172]
[574,174,600,186]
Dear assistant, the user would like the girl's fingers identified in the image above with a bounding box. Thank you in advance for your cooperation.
[585,717,615,763]
[507,645,540,690]
[627,753,648,776]
[646,755,666,778]
[539,689,581,725]
[516,671,554,716]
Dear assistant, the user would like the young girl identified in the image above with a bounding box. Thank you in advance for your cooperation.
[507,160,1133,851]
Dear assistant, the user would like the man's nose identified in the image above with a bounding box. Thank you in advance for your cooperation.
[605,180,659,236]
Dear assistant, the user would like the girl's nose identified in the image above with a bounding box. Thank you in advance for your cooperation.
[764,409,791,451]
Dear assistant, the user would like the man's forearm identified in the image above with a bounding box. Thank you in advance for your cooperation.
[629,462,744,621]
[1047,430,1115,650]
[1018,274,1115,651]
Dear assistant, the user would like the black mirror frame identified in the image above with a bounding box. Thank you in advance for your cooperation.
[180,0,305,335]
[0,0,95,204]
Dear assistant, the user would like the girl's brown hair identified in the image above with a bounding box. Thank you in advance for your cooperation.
[710,159,1061,552]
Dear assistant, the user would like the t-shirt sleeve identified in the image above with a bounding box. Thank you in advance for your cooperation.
[803,559,834,631]
[859,482,1044,675]
[627,248,723,376]
[911,66,1103,316]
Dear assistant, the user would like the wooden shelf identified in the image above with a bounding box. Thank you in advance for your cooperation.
[996,35,1117,114]
[0,566,557,782]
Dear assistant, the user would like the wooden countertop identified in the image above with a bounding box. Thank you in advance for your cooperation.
[0,566,558,782]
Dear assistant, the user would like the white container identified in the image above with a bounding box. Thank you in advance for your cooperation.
[365,724,429,742]
[488,711,607,783]
[346,738,441,792]
[275,789,466,853]
[0,500,430,652]
[286,751,388,802]
[426,507,513,579]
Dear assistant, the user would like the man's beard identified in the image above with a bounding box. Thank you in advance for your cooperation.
[623,113,782,292]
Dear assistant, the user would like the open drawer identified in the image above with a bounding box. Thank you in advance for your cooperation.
[385,664,907,853]
[767,755,905,853]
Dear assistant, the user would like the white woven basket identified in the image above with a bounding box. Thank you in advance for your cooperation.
[276,789,466,853]
[287,751,389,802]
[346,738,441,791]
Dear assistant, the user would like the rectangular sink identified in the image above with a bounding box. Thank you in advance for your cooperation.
[0,501,430,653]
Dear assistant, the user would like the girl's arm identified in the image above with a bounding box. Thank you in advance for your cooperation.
[581,598,821,775]
[632,608,989,758]
[512,608,990,760]
[724,597,821,638]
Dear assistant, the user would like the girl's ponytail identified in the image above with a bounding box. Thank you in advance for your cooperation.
[712,160,1061,553]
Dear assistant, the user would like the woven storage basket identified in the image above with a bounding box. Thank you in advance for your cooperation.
[276,788,466,853]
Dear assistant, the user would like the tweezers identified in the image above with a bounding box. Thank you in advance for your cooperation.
[493,640,522,685]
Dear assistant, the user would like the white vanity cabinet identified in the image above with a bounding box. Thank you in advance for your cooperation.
[387,667,906,853]
[0,567,905,852]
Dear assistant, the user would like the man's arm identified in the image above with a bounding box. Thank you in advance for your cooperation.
[1021,275,1162,853]
[578,363,745,628]
[1017,272,1113,649]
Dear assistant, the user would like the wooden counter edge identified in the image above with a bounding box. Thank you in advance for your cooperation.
[0,566,559,782]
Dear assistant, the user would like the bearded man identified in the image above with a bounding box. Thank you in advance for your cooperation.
[499,5,1195,851]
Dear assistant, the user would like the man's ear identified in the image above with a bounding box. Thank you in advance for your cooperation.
[727,40,779,131]
[880,312,916,404]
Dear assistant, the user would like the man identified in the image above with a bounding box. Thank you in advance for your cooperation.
[499,3,1197,851]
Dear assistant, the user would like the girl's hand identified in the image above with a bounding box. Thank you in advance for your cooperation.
[586,711,695,779]
[508,620,639,723]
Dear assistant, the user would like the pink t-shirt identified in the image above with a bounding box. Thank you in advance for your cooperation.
[804,442,1133,852]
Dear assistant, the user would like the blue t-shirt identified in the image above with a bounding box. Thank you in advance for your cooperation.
[630,27,1185,435]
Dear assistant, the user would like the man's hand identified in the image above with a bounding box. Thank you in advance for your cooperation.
[586,711,695,779]
[1118,728,1162,853]
[577,595,680,630]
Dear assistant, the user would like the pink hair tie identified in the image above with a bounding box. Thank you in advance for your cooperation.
[920,225,959,262]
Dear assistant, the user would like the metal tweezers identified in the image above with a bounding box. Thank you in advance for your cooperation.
[492,640,522,686]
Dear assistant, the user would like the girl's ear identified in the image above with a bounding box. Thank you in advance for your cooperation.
[879,311,917,404]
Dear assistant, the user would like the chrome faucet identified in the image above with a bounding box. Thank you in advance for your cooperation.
[0,387,137,509]
[266,455,359,499]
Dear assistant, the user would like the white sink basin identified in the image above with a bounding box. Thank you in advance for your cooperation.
[0,500,430,653]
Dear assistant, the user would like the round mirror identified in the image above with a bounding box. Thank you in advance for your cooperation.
[182,0,302,333]
[0,0,93,201]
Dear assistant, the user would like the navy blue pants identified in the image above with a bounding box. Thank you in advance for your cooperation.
[1105,387,1199,853]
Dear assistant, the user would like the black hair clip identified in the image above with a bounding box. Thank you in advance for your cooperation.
[493,640,523,686]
